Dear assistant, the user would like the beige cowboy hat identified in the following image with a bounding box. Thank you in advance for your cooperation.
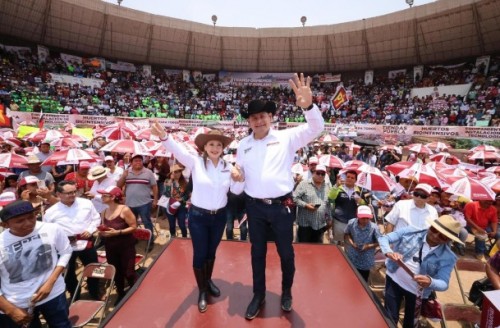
[169,164,185,176]
[87,166,110,181]
[426,215,464,245]
[194,129,233,150]
[26,154,41,164]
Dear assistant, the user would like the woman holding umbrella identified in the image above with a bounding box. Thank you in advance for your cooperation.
[151,121,244,313]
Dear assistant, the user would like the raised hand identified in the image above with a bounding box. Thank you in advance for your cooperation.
[288,73,313,109]
[151,121,167,139]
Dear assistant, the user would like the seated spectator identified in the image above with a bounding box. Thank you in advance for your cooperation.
[64,161,94,197]
[464,199,499,261]
[344,205,381,281]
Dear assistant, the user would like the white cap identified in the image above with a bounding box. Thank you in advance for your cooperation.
[315,164,327,172]
[414,183,433,195]
[357,205,373,219]
[104,155,114,162]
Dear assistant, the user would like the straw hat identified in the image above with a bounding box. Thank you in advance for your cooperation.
[194,130,233,150]
[169,164,184,176]
[26,155,41,164]
[87,166,110,181]
[426,215,464,245]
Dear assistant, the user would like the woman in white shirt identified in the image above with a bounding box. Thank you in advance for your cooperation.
[151,122,244,313]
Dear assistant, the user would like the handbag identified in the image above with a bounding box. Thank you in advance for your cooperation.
[468,277,494,308]
[420,291,443,320]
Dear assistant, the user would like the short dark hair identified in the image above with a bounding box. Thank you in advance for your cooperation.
[345,170,358,179]
[56,180,76,193]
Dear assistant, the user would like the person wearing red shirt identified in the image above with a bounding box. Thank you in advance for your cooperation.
[464,200,498,260]
[64,161,94,197]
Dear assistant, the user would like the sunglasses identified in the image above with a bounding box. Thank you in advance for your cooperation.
[430,226,450,242]
[413,191,429,199]
[314,171,326,176]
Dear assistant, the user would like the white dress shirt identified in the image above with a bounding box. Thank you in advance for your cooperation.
[88,177,117,213]
[161,138,244,211]
[43,197,101,251]
[385,199,439,231]
[237,105,324,198]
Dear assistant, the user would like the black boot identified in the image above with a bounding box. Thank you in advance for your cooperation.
[205,260,220,297]
[245,293,265,320]
[281,288,292,312]
[193,268,208,312]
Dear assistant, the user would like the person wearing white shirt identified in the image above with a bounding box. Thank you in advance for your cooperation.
[0,200,73,328]
[234,73,324,319]
[84,166,116,213]
[151,122,244,313]
[43,181,101,301]
[104,155,124,182]
[385,183,439,233]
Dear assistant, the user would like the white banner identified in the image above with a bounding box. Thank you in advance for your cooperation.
[182,70,190,83]
[318,73,341,83]
[410,83,472,98]
[60,53,82,65]
[142,65,152,77]
[4,46,31,59]
[108,61,136,72]
[475,56,490,75]
[364,70,373,85]
[48,73,104,88]
[219,72,293,87]
[37,45,50,64]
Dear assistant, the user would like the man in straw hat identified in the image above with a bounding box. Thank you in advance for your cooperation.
[19,155,56,192]
[233,73,324,319]
[85,166,115,213]
[151,122,244,313]
[378,215,462,327]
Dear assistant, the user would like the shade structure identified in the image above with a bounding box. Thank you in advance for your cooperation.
[99,140,152,155]
[425,141,451,151]
[96,125,137,141]
[0,153,28,168]
[482,176,500,194]
[40,149,101,166]
[469,144,498,153]
[468,151,500,162]
[429,152,460,165]
[50,138,82,149]
[407,144,433,155]
[141,140,163,152]
[436,168,475,185]
[397,163,449,189]
[102,239,393,328]
[25,129,70,143]
[385,161,416,176]
[318,154,345,169]
[356,167,396,192]
[135,128,160,141]
[485,166,500,174]
[425,161,454,171]
[446,177,496,201]
[344,160,367,171]
[317,133,340,143]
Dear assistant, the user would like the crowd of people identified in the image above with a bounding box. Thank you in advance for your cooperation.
[1,47,500,126]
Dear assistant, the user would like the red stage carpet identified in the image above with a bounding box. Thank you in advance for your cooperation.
[102,239,393,327]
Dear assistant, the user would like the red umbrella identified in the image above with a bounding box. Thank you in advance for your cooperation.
[429,152,460,165]
[40,149,101,166]
[469,144,498,153]
[99,140,151,155]
[436,168,475,185]
[141,140,162,152]
[468,151,500,162]
[481,176,500,193]
[317,134,340,143]
[485,166,500,174]
[425,141,451,151]
[50,138,82,149]
[385,161,416,176]
[25,130,71,143]
[135,128,160,141]
[398,163,449,189]
[407,144,433,155]
[425,161,453,171]
[446,177,496,201]
[96,125,137,141]
[318,155,345,169]
[356,167,396,192]
[0,153,28,168]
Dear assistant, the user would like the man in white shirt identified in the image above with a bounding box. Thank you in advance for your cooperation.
[104,155,124,182]
[0,200,73,327]
[235,73,324,319]
[385,183,439,233]
[43,180,101,301]
[84,166,116,213]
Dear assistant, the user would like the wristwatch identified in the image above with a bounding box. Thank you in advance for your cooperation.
[302,104,314,111]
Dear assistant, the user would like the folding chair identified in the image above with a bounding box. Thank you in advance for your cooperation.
[68,263,116,327]
[440,257,485,328]
[368,249,387,289]
[134,228,152,269]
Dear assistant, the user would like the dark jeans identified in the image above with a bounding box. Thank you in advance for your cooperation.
[226,208,248,241]
[165,206,187,237]
[130,202,154,238]
[246,198,295,295]
[66,247,99,300]
[188,206,227,269]
[0,292,71,328]
[297,225,324,243]
[357,268,370,282]
[105,241,137,297]
[384,275,417,328]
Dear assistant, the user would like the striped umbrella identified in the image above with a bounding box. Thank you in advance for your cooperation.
[0,153,28,168]
[446,177,496,201]
[40,149,101,166]
[99,140,151,155]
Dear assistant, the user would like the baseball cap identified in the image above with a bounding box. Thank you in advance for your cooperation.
[315,164,327,172]
[97,186,123,199]
[131,153,144,160]
[309,157,319,164]
[104,155,115,162]
[357,205,373,219]
[414,183,433,195]
[19,176,40,187]
[0,192,17,206]
[0,200,35,222]
[79,161,91,169]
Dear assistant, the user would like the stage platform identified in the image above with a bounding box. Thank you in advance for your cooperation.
[102,238,394,327]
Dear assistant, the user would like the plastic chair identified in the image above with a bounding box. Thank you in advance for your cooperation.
[440,258,485,328]
[68,263,116,327]
[134,228,152,269]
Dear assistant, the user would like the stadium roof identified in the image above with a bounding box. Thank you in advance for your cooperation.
[1,0,499,72]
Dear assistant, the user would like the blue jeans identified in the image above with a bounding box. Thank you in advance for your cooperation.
[245,197,295,295]
[165,206,187,237]
[188,206,226,269]
[466,226,500,254]
[0,292,71,328]
[225,206,247,240]
[384,275,417,328]
[130,202,154,238]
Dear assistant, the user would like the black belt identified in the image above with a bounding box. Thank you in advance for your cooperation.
[246,193,292,205]
[191,204,224,215]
